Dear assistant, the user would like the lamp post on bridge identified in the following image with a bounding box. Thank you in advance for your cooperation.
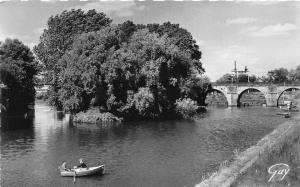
[231,61,249,84]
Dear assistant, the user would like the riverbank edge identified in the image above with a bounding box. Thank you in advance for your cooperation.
[71,106,207,124]
[195,114,300,187]
[72,109,123,123]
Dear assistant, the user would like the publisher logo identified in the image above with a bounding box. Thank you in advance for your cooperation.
[268,163,290,182]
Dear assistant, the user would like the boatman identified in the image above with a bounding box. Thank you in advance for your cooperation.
[59,161,71,171]
[76,158,88,168]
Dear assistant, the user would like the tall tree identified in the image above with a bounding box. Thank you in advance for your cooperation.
[148,22,202,62]
[34,9,112,106]
[118,20,137,43]
[57,27,205,118]
[0,39,39,113]
[57,26,121,112]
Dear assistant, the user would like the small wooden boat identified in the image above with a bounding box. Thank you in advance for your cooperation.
[276,112,290,118]
[277,112,289,115]
[60,165,105,177]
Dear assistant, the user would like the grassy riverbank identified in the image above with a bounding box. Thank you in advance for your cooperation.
[196,113,300,187]
[234,113,300,186]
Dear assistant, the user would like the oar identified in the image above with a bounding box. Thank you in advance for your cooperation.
[73,170,76,183]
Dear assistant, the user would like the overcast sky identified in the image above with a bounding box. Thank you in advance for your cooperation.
[0,1,299,81]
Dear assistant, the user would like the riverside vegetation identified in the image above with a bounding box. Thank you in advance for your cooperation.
[3,9,300,123]
[33,9,211,123]
[0,39,39,114]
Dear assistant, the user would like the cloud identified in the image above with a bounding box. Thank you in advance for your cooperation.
[249,23,298,37]
[204,45,261,81]
[24,42,36,50]
[71,2,146,17]
[203,45,260,74]
[225,17,256,25]
[0,25,16,43]
[196,39,205,47]
[221,45,258,63]
[33,26,45,35]
[211,45,259,68]
[235,1,281,5]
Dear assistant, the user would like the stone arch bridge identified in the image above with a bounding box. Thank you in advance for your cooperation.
[211,83,300,107]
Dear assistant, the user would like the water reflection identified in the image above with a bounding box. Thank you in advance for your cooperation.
[0,114,34,131]
[1,102,290,187]
[1,116,35,170]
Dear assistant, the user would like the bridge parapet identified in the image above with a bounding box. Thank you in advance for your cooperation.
[211,83,300,107]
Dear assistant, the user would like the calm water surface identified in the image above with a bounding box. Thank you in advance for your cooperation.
[1,102,289,187]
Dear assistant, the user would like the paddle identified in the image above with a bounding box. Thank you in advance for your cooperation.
[73,170,76,183]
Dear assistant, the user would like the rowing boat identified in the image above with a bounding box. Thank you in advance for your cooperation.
[60,165,105,177]
[276,112,290,118]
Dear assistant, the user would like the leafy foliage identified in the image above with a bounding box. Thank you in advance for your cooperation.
[181,75,212,106]
[175,98,198,119]
[267,68,289,83]
[216,66,300,84]
[216,73,257,83]
[34,9,112,106]
[132,87,156,118]
[34,9,208,119]
[0,39,39,113]
[289,65,300,82]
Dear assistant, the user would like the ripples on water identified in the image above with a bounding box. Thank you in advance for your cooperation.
[0,103,290,187]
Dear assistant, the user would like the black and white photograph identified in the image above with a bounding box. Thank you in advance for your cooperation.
[1,0,300,186]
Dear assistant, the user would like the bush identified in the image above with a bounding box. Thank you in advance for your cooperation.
[73,107,122,123]
[175,98,198,118]
[133,87,156,117]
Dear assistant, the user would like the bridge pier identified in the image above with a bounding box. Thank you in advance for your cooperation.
[225,92,278,107]
[265,93,278,107]
[226,93,238,107]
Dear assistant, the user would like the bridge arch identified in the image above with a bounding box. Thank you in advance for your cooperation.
[277,87,300,106]
[205,88,228,106]
[237,88,267,107]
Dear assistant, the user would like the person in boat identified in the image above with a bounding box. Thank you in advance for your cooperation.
[59,161,71,171]
[76,158,88,168]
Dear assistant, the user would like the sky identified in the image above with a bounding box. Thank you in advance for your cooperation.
[0,1,299,81]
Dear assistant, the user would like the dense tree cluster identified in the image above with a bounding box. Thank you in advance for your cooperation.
[216,66,300,84]
[216,73,257,84]
[34,9,210,119]
[33,9,112,107]
[265,67,300,83]
[0,39,39,114]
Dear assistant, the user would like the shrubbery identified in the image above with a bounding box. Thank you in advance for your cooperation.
[175,98,198,119]
[73,107,122,123]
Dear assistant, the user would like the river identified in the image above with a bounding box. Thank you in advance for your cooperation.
[0,101,290,187]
